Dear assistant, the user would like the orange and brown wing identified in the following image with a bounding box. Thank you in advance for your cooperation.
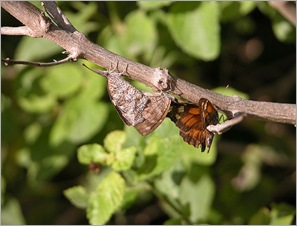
[199,98,219,127]
[168,99,218,152]
[168,103,206,150]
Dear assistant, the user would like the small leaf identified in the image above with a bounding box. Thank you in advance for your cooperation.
[111,147,137,171]
[64,186,89,209]
[104,130,126,153]
[86,172,125,225]
[77,144,108,165]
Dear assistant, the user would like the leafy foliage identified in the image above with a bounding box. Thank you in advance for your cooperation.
[2,1,295,225]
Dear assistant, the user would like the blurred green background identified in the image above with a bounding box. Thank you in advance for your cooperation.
[1,1,296,225]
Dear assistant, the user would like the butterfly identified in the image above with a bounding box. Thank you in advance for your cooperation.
[83,64,171,136]
[167,98,219,152]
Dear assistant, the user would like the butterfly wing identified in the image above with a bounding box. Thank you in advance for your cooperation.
[134,93,171,136]
[107,74,148,126]
[168,103,206,150]
[168,99,218,152]
[199,98,219,127]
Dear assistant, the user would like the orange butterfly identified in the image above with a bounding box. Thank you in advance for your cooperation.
[167,98,219,152]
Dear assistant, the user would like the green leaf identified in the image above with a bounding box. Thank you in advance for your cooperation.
[50,98,108,146]
[77,144,108,165]
[219,2,256,22]
[137,1,172,10]
[63,2,99,34]
[257,2,295,43]
[104,130,126,153]
[102,131,137,170]
[179,170,215,223]
[103,10,157,59]
[18,93,56,113]
[64,186,89,209]
[16,67,57,113]
[212,86,249,100]
[272,19,295,43]
[87,171,125,225]
[249,207,271,225]
[167,2,220,60]
[154,162,185,203]
[249,203,295,225]
[28,155,69,182]
[41,64,83,98]
[16,37,62,61]
[270,203,295,225]
[136,120,182,180]
[123,10,157,57]
[1,197,26,225]
[110,146,137,171]
[79,65,107,100]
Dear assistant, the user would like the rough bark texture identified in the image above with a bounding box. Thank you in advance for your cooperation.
[1,1,296,125]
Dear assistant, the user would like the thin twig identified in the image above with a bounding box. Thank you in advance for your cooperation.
[1,26,34,36]
[207,115,245,135]
[2,54,77,67]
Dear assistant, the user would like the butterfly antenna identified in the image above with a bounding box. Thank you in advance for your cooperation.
[82,63,108,78]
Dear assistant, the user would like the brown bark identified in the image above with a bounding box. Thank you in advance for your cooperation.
[1,1,296,125]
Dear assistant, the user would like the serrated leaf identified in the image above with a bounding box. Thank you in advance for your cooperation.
[167,2,220,60]
[86,172,125,225]
[104,130,126,153]
[77,144,108,165]
[111,147,137,171]
[64,186,89,209]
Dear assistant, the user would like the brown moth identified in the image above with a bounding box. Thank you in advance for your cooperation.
[83,64,171,136]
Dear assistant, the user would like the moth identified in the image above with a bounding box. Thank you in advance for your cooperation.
[83,64,171,136]
[167,98,219,152]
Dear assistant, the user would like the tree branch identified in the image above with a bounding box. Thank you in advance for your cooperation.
[1,1,296,125]
[269,1,296,26]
